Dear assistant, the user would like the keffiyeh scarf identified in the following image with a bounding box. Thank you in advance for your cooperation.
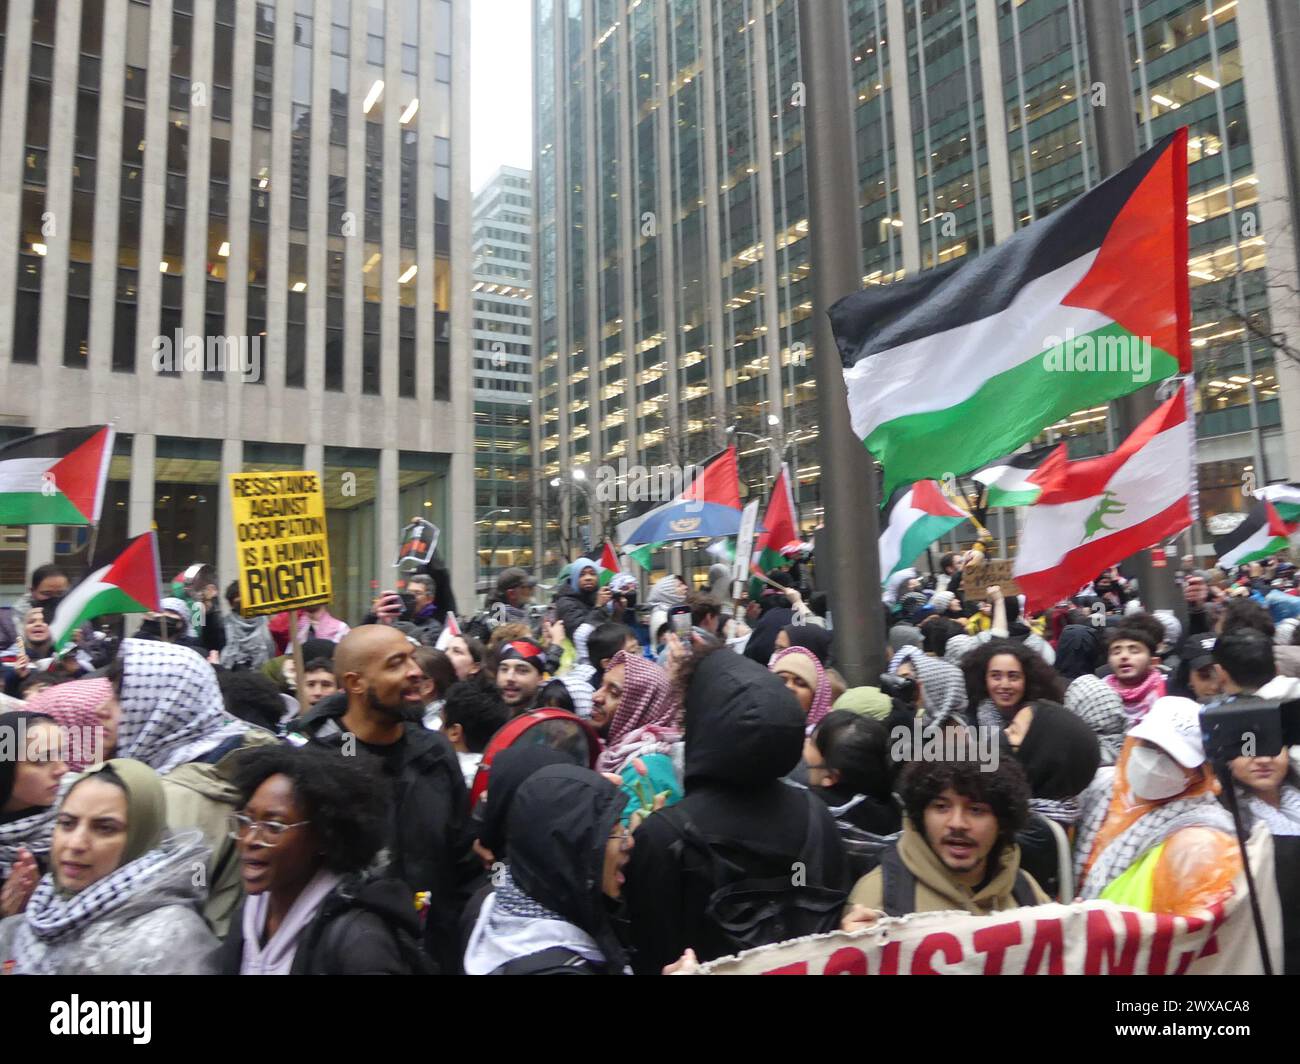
[495,864,567,923]
[1104,669,1166,726]
[0,806,58,879]
[597,651,679,773]
[22,830,205,943]
[1065,674,1127,765]
[769,646,834,731]
[1244,782,1300,837]
[117,639,249,773]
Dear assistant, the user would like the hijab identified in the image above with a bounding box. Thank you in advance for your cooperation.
[769,645,834,731]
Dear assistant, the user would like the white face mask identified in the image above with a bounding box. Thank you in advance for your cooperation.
[1127,745,1191,801]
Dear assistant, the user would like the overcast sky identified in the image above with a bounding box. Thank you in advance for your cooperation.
[470,0,534,194]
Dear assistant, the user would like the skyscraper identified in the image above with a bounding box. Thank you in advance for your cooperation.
[533,0,1300,568]
[0,0,474,618]
[471,165,533,595]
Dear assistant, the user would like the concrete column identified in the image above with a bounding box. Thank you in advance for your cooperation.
[34,0,83,428]
[1238,0,1300,480]
[975,0,1014,243]
[344,0,367,438]
[376,447,399,599]
[87,0,129,400]
[129,433,157,539]
[181,0,215,430]
[225,0,257,439]
[884,0,920,275]
[0,0,33,383]
[218,437,242,581]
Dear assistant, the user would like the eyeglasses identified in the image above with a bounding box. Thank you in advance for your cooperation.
[607,828,633,853]
[227,812,311,848]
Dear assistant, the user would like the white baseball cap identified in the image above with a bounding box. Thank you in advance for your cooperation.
[1128,696,1205,768]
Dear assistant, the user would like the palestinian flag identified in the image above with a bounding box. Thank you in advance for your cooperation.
[1253,483,1300,523]
[434,611,462,651]
[614,446,742,544]
[749,465,800,597]
[0,426,115,526]
[597,541,621,586]
[706,538,737,564]
[626,541,665,571]
[832,130,1191,498]
[971,444,1068,508]
[1015,385,1193,612]
[879,480,970,583]
[48,532,161,650]
[1215,502,1298,569]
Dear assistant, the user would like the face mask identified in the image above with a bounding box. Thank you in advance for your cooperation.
[1127,745,1191,801]
[35,595,63,620]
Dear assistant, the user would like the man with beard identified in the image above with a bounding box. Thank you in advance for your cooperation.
[287,625,469,971]
[495,639,548,716]
[843,756,1048,922]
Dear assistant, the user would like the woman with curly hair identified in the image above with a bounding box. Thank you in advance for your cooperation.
[961,638,1065,731]
[217,744,433,974]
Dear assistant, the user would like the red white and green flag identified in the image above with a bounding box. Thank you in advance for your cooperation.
[831,131,1192,498]
[879,480,970,582]
[48,532,161,650]
[0,425,115,526]
[752,465,800,576]
[1252,483,1300,524]
[1015,385,1193,612]
[1214,501,1299,569]
[597,541,621,586]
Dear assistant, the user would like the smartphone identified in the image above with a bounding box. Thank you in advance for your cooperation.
[669,604,693,635]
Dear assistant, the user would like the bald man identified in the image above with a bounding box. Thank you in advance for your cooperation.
[288,625,470,972]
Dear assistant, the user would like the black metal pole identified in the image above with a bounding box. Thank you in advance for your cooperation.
[1081,0,1180,618]
[796,0,884,685]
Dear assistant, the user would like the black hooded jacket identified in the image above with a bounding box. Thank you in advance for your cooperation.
[1054,624,1104,681]
[218,873,435,974]
[287,692,470,971]
[622,650,846,974]
[553,581,606,640]
[496,765,628,974]
[742,605,794,665]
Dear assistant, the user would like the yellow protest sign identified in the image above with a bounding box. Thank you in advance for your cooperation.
[229,471,331,616]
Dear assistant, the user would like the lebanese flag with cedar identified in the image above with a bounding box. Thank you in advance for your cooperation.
[1014,384,1193,612]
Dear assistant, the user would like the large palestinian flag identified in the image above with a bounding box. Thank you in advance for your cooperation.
[1014,385,1193,612]
[1253,483,1300,523]
[0,426,115,525]
[614,446,742,545]
[832,130,1191,497]
[879,480,970,583]
[48,532,161,649]
[1214,501,1299,568]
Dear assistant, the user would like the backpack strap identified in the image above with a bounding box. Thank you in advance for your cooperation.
[1010,870,1039,908]
[878,843,917,918]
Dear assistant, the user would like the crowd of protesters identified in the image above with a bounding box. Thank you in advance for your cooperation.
[0,547,1296,975]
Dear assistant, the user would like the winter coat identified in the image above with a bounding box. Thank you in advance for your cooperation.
[742,605,794,666]
[0,830,217,975]
[464,765,627,975]
[848,820,1049,916]
[287,692,470,972]
[161,726,282,937]
[553,584,605,641]
[622,650,845,974]
[217,873,434,974]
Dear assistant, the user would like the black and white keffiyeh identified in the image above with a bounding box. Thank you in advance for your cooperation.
[22,829,206,943]
[1064,674,1127,766]
[495,865,567,923]
[1072,768,1235,900]
[0,806,58,879]
[117,639,249,773]
[1243,782,1300,837]
[913,655,968,727]
[1029,796,1080,827]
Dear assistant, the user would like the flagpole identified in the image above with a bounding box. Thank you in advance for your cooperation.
[796,0,885,685]
[1082,0,1180,618]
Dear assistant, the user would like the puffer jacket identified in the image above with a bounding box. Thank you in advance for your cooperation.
[0,830,217,975]
[161,726,282,937]
[622,649,845,974]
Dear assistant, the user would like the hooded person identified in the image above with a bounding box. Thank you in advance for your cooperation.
[1005,700,1101,827]
[910,655,968,727]
[774,622,833,665]
[621,647,846,974]
[0,758,216,974]
[1064,674,1127,766]
[888,624,923,655]
[592,651,683,819]
[943,632,977,666]
[1055,623,1105,682]
[741,573,796,667]
[1073,697,1242,915]
[464,764,631,974]
[769,645,834,733]
[219,582,277,671]
[553,558,610,641]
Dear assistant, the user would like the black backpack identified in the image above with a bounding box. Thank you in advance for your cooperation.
[662,789,848,957]
[876,842,1038,918]
[493,946,606,975]
[835,822,901,884]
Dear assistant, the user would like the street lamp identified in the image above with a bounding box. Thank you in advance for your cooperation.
[726,425,803,529]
